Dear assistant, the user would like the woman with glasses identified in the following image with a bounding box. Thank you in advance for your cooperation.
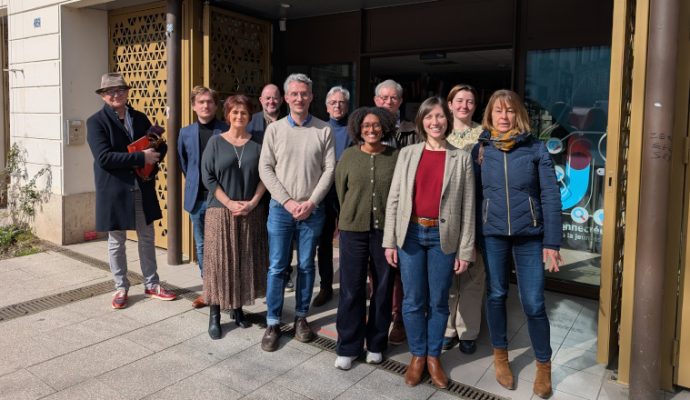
[333,107,398,370]
[474,90,562,398]
[383,97,475,388]
[442,84,486,355]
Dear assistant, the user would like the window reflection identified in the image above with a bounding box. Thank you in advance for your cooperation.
[525,46,611,288]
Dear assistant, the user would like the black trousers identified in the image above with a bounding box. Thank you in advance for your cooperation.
[336,229,394,356]
[317,187,338,289]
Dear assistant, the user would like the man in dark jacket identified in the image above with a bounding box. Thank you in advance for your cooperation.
[246,83,283,144]
[86,73,177,309]
[177,86,228,309]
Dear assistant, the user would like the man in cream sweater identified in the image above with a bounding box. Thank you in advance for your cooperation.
[259,73,336,352]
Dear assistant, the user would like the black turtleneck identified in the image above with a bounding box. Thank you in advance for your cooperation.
[197,118,217,201]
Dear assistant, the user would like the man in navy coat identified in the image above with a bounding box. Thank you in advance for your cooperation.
[177,86,228,308]
[86,73,177,309]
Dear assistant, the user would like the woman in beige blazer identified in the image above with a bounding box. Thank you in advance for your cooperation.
[382,97,475,389]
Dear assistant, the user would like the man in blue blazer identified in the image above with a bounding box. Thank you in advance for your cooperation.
[246,83,283,144]
[177,86,228,308]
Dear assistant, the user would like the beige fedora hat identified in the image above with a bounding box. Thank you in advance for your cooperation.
[95,72,131,94]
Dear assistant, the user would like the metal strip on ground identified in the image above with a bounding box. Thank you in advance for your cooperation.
[3,243,507,400]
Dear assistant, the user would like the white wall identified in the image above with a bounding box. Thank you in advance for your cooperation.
[8,2,62,194]
[61,5,106,195]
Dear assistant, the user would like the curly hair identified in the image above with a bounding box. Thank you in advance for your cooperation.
[347,107,397,144]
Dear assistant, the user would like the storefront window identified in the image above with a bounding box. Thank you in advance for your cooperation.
[287,63,356,120]
[525,46,611,288]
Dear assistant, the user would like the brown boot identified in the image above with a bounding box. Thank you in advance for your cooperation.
[404,355,426,387]
[493,348,515,389]
[533,361,552,398]
[426,356,448,389]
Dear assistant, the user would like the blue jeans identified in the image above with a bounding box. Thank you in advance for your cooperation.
[265,199,325,326]
[398,224,456,357]
[189,199,207,276]
[483,235,552,362]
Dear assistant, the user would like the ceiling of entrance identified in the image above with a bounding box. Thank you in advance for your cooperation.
[214,0,438,19]
[371,49,514,74]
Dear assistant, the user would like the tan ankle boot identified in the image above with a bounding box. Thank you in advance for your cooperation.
[533,360,552,398]
[493,348,515,389]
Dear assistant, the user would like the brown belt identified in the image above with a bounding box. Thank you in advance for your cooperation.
[411,216,439,227]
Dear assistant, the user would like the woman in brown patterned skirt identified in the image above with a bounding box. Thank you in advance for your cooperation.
[201,94,268,339]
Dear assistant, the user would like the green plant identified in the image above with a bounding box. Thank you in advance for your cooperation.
[0,143,52,229]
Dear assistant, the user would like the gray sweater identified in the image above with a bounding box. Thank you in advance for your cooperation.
[258,116,335,205]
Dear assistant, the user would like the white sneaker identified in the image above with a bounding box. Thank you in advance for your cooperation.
[366,351,382,364]
[334,355,357,370]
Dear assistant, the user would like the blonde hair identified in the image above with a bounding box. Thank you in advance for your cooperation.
[482,89,531,133]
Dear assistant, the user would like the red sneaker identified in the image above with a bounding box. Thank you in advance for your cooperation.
[144,284,177,301]
[112,289,128,309]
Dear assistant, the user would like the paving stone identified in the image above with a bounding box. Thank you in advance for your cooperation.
[334,384,396,400]
[144,373,242,400]
[0,335,65,370]
[123,310,208,352]
[355,369,436,400]
[28,337,153,391]
[242,382,311,400]
[273,351,376,400]
[445,341,493,386]
[39,378,128,400]
[0,369,55,400]
[97,343,218,399]
[32,311,143,355]
[117,294,195,325]
[199,343,314,395]
[183,323,261,360]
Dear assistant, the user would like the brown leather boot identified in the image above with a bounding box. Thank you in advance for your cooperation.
[493,348,515,389]
[426,356,448,389]
[404,355,426,387]
[533,361,552,398]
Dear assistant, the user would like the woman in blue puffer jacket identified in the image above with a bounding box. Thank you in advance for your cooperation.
[472,89,562,399]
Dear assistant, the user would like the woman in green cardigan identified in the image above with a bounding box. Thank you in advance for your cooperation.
[334,107,399,371]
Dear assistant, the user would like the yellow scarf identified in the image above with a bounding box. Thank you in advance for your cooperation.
[490,129,521,151]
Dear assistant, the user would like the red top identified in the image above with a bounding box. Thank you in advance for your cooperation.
[413,149,446,218]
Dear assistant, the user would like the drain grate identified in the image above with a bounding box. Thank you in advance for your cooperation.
[5,243,506,400]
[245,311,507,400]
[0,242,194,322]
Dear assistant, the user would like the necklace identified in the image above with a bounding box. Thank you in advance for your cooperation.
[231,143,245,169]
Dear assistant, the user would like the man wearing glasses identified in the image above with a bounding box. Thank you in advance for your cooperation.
[373,79,417,148]
[87,72,177,310]
[312,86,352,307]
[259,73,335,351]
[247,83,284,144]
[373,79,418,345]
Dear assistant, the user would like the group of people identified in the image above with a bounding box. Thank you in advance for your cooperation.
[87,71,562,399]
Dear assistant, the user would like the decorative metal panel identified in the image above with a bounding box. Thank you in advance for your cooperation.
[206,6,271,103]
[610,0,636,363]
[109,4,168,248]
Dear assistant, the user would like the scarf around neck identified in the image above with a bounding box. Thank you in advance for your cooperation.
[490,128,521,151]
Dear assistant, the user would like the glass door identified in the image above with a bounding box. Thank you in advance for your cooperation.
[525,46,612,297]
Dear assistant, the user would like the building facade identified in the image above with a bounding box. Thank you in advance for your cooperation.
[0,0,688,392]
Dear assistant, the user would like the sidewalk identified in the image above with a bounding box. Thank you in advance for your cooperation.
[0,239,685,400]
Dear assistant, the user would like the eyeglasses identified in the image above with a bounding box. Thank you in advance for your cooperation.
[377,95,400,103]
[103,88,127,97]
[361,123,382,130]
[327,100,347,106]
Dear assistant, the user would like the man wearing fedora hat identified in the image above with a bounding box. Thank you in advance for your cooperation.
[87,72,177,309]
